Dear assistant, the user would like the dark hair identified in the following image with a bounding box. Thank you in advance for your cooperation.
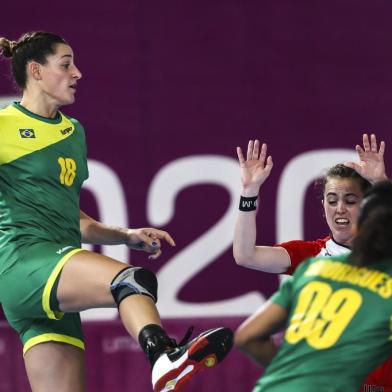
[349,181,392,266]
[0,32,67,89]
[315,164,371,199]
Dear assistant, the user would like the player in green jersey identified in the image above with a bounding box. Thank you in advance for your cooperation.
[0,32,232,392]
[234,181,392,391]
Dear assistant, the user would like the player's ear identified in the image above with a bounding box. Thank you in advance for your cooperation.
[27,61,43,81]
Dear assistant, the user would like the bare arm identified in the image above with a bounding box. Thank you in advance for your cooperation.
[234,209,291,272]
[79,210,175,259]
[233,140,291,273]
[234,300,288,366]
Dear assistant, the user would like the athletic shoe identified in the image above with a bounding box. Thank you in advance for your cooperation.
[152,327,233,392]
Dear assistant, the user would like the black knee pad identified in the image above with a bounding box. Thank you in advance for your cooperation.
[110,267,158,306]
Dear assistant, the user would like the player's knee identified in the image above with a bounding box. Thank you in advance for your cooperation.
[110,267,158,306]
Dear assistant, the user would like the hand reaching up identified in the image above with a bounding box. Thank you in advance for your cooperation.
[345,133,387,183]
[237,140,273,196]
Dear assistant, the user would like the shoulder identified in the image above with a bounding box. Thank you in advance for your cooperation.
[0,104,20,120]
[276,236,330,275]
[277,236,329,254]
[0,105,28,137]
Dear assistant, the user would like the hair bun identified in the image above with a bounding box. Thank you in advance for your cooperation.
[0,38,15,58]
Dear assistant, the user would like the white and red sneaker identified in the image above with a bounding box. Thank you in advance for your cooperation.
[152,327,233,392]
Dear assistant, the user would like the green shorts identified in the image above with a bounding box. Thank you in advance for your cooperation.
[0,242,85,355]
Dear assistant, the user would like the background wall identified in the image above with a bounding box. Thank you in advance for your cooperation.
[1,1,392,390]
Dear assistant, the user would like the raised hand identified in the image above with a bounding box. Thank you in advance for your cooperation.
[236,140,273,196]
[344,133,387,183]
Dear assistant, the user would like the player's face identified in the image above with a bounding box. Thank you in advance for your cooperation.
[37,43,82,106]
[323,177,363,247]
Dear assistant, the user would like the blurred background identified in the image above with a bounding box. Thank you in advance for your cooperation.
[1,1,392,390]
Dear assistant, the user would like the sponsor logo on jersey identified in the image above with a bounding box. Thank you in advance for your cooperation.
[60,127,73,135]
[19,128,35,138]
[56,246,74,255]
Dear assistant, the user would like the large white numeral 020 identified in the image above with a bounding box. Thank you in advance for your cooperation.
[147,155,265,317]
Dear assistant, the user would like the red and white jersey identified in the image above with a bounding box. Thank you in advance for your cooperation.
[276,235,351,275]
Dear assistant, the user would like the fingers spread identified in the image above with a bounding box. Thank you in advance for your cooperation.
[370,133,377,152]
[259,142,267,161]
[379,140,385,155]
[355,144,365,158]
[237,147,245,164]
[362,133,370,151]
[247,140,254,161]
[252,140,260,160]
[266,155,273,170]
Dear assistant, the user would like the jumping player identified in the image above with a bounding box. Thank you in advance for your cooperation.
[0,32,232,392]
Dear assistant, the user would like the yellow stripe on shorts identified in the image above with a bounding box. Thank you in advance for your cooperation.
[42,248,84,320]
[23,333,85,355]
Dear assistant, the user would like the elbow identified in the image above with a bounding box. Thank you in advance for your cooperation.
[234,253,256,269]
[234,329,250,351]
[233,249,253,268]
[234,332,258,358]
[234,255,246,267]
[233,334,244,350]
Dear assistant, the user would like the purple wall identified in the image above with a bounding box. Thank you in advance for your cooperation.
[1,1,392,390]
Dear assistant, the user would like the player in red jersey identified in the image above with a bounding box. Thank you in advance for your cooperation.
[233,134,391,391]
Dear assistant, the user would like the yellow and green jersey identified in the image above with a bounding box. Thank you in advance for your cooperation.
[0,102,88,275]
[255,255,392,392]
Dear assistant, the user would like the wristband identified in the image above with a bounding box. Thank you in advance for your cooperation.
[239,196,258,211]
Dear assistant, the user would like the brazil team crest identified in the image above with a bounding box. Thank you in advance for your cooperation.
[19,128,36,138]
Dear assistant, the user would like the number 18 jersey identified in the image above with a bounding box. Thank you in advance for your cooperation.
[0,103,89,275]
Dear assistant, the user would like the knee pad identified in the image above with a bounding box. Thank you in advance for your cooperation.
[110,267,158,306]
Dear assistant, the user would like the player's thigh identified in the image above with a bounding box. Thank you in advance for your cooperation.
[24,341,85,392]
[0,242,85,325]
[0,243,85,354]
[56,249,130,312]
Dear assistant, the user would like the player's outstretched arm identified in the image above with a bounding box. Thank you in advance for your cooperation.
[79,210,175,260]
[234,300,287,366]
[233,140,291,273]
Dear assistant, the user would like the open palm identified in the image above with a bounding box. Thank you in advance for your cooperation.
[237,140,273,190]
[345,134,387,183]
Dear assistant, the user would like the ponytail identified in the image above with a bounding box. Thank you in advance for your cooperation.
[349,208,392,265]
